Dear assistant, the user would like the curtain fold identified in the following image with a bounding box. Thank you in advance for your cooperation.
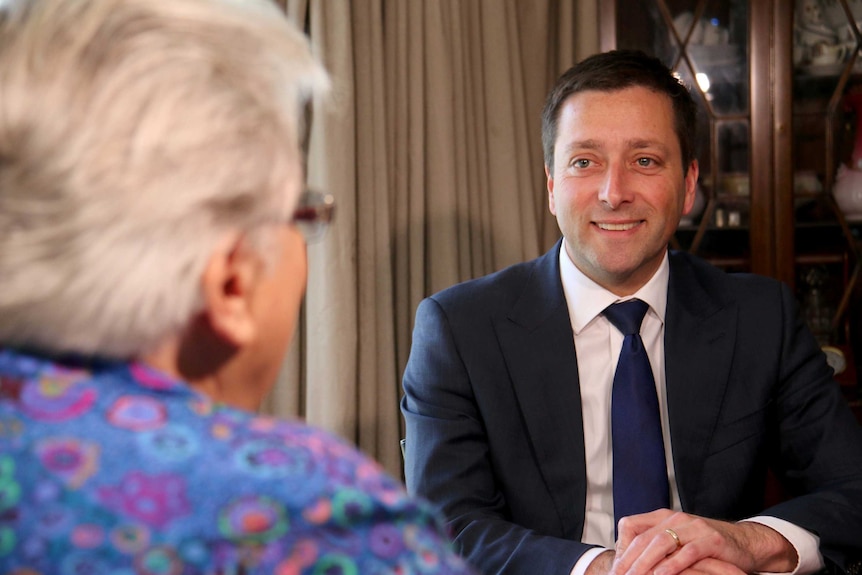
[265,0,599,479]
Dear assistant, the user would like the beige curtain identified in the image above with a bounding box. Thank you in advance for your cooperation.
[265,0,599,479]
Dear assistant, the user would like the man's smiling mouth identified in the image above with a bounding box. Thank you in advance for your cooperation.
[595,221,642,231]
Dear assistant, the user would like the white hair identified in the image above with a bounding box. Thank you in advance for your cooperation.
[0,0,329,358]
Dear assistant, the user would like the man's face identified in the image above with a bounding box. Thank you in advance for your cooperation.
[546,86,698,296]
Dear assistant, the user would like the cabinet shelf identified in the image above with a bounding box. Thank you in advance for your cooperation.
[795,252,848,266]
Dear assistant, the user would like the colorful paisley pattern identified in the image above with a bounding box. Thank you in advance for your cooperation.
[0,349,474,575]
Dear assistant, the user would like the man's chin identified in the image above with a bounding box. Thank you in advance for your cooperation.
[585,255,657,293]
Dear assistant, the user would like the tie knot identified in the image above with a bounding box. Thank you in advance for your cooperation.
[604,299,649,336]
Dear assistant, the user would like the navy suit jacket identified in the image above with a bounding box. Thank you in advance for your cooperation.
[402,240,862,575]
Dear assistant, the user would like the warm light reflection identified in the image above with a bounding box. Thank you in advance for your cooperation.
[696,72,711,93]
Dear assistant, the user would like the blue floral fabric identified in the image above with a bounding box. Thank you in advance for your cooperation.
[0,348,474,575]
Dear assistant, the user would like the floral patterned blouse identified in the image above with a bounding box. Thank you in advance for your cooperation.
[0,348,474,575]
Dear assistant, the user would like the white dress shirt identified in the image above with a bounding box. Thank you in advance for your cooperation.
[556,244,822,575]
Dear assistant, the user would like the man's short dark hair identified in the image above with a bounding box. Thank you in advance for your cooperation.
[541,49,699,172]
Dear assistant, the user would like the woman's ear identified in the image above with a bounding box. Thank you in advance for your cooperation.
[200,233,262,348]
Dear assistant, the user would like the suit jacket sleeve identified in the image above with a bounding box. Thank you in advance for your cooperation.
[402,295,594,575]
[664,255,862,572]
[758,282,862,570]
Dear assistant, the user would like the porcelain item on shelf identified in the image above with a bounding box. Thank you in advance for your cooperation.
[810,41,851,65]
[721,172,750,196]
[822,345,847,375]
[672,12,730,46]
[821,0,862,42]
[795,170,823,194]
[798,0,839,39]
[833,165,862,220]
[795,0,846,67]
[833,92,862,221]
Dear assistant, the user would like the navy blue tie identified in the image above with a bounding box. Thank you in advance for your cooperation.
[605,299,669,537]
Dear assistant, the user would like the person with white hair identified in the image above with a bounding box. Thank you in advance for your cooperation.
[0,0,475,573]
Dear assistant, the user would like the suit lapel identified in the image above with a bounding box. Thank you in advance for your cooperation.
[490,247,738,534]
[664,253,737,513]
[494,240,587,539]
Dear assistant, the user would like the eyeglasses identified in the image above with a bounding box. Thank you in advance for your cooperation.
[291,189,335,242]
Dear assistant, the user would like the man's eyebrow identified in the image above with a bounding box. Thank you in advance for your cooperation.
[561,139,672,155]
[626,139,671,155]
[561,140,602,155]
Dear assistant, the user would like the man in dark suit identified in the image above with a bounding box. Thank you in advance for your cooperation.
[401,50,862,575]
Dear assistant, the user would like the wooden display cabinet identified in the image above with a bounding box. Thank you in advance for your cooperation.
[600,0,862,419]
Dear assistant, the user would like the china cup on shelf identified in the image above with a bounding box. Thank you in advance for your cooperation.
[810,41,851,66]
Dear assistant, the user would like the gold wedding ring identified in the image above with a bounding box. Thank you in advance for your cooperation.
[665,527,682,550]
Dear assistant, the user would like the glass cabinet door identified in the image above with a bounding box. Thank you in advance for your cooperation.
[605,0,753,272]
[792,0,862,353]
[602,0,862,394]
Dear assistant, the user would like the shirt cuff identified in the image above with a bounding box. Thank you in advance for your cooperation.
[571,547,611,575]
[741,516,824,575]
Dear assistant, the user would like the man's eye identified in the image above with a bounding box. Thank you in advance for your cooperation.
[637,157,654,167]
[572,159,591,169]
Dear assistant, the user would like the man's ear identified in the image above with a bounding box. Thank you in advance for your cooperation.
[200,233,261,348]
[546,164,557,216]
[682,159,700,215]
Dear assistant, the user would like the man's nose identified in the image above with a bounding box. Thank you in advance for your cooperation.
[597,163,634,209]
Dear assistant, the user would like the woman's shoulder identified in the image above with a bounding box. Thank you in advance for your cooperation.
[0,349,474,574]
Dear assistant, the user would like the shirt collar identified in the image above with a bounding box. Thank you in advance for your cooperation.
[559,241,669,334]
